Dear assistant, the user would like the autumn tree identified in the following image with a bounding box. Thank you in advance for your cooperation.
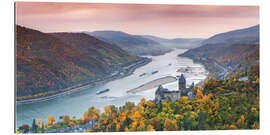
[62,115,70,124]
[87,107,100,121]
[163,118,178,131]
[146,124,155,131]
[152,118,162,131]
[47,115,56,125]
[196,88,204,99]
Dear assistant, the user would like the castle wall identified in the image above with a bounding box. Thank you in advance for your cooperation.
[154,74,194,104]
[163,91,180,102]
[155,93,162,103]
[179,83,186,90]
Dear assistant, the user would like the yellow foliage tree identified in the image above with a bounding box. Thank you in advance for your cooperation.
[140,120,145,127]
[131,111,142,121]
[131,121,138,130]
[256,78,259,83]
[63,115,70,124]
[163,118,178,131]
[230,124,237,129]
[139,105,145,114]
[87,107,100,121]
[36,118,42,125]
[175,114,183,121]
[44,123,48,130]
[233,77,237,82]
[116,123,120,132]
[113,118,117,124]
[241,115,245,121]
[196,88,204,99]
[119,112,126,123]
[83,112,88,119]
[72,116,76,122]
[140,98,146,105]
[147,124,155,131]
[47,115,56,125]
[179,96,189,104]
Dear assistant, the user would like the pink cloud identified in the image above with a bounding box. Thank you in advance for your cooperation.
[16,2,259,38]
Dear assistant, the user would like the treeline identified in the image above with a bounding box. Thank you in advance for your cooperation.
[180,43,259,79]
[16,25,136,98]
[92,64,259,131]
[17,65,259,133]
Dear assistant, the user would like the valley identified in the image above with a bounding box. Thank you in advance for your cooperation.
[16,24,260,132]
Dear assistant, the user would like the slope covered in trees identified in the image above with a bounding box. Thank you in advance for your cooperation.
[180,25,259,79]
[17,64,259,133]
[16,25,138,99]
[92,65,259,131]
[201,25,259,45]
[86,31,171,56]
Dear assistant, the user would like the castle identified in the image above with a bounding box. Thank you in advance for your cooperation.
[154,74,194,104]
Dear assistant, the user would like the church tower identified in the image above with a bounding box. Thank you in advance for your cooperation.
[178,74,186,90]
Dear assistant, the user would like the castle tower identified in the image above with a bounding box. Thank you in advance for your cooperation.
[178,74,186,90]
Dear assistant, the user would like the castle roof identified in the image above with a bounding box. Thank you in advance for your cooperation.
[179,74,186,83]
[163,90,179,94]
[155,85,168,95]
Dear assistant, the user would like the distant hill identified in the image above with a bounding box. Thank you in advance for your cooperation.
[86,31,171,55]
[201,25,259,45]
[180,25,259,79]
[142,35,204,49]
[16,25,137,98]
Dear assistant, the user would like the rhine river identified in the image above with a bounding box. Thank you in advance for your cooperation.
[16,49,207,127]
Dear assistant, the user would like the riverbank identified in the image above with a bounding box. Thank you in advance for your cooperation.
[16,49,209,127]
[16,58,152,105]
[126,76,177,94]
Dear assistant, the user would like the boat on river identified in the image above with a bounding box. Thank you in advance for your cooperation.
[96,89,110,95]
[139,73,146,77]
[152,71,158,74]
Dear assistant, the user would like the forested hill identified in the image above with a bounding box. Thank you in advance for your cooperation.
[16,25,137,99]
[201,25,259,45]
[86,31,171,56]
[180,25,259,79]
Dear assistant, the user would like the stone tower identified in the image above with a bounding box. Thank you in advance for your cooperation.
[178,74,186,90]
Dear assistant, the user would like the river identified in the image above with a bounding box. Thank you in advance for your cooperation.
[16,49,207,127]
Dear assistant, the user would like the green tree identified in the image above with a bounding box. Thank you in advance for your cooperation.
[198,110,207,130]
[31,119,37,133]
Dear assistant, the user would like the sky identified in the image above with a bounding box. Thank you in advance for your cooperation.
[16,2,259,39]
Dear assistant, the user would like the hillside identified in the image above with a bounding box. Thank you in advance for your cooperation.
[143,35,204,49]
[86,31,171,55]
[201,25,259,45]
[16,25,139,99]
[180,25,259,79]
